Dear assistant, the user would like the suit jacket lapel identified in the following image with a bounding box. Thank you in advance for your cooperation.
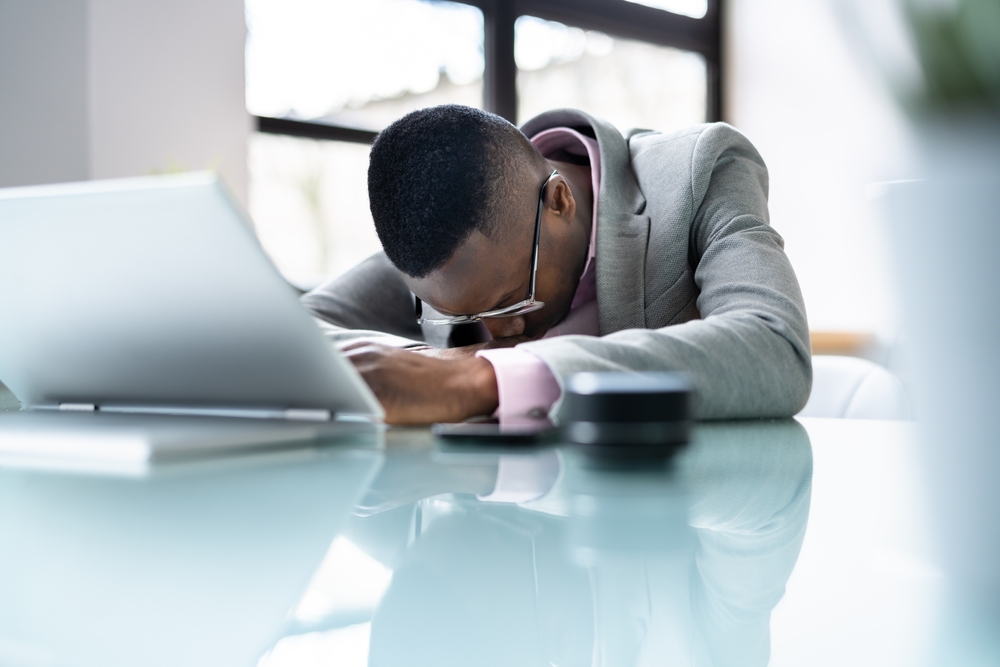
[521,109,649,335]
[596,209,650,334]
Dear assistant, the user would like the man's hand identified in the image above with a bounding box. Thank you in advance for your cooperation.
[342,342,500,425]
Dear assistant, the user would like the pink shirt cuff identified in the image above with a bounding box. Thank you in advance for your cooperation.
[476,348,561,421]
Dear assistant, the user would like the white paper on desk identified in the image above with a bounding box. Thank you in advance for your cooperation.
[0,411,332,475]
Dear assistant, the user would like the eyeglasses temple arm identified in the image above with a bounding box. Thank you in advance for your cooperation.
[529,170,558,299]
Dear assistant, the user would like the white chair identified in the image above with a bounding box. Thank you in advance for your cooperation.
[798,355,911,420]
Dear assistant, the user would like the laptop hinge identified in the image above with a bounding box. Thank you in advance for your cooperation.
[53,403,332,422]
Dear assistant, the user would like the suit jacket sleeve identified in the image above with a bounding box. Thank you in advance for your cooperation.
[518,124,812,420]
[300,252,429,348]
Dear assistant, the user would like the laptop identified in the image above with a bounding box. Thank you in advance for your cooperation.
[0,172,383,469]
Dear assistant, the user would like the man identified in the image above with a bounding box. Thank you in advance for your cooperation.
[302,105,811,424]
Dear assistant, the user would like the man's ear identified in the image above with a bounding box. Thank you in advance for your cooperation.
[550,179,576,222]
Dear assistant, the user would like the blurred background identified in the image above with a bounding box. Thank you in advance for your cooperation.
[0,0,915,369]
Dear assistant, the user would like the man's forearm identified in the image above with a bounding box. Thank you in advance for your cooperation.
[520,313,811,421]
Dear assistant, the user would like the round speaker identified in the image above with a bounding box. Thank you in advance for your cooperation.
[562,372,692,457]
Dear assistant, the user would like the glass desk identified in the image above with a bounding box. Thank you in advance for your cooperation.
[0,418,948,666]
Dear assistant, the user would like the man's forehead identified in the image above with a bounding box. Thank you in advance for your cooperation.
[403,230,525,313]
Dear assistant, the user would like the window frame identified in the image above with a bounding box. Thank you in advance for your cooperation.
[253,0,722,143]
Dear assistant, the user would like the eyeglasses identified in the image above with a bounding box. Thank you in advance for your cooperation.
[416,170,559,326]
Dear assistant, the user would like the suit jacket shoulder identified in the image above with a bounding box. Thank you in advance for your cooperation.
[626,122,771,328]
[518,111,811,419]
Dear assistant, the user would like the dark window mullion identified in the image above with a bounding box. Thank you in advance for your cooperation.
[255,116,378,144]
[707,0,723,122]
[482,0,518,122]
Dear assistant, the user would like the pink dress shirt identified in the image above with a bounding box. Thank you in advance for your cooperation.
[477,127,602,421]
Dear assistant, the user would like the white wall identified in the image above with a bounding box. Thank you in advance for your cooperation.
[724,0,915,337]
[0,0,90,187]
[0,0,250,204]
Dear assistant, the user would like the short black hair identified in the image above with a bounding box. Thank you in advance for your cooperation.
[368,104,542,278]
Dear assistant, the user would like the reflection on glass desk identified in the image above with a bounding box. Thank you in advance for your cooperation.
[0,418,942,667]
[0,434,384,667]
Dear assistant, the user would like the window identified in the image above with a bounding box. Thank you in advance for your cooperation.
[515,16,707,132]
[246,0,720,286]
[246,0,485,285]
[246,0,484,130]
[248,135,376,282]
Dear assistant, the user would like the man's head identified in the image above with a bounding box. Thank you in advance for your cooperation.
[368,105,593,340]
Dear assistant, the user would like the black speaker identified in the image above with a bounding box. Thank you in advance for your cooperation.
[561,372,692,458]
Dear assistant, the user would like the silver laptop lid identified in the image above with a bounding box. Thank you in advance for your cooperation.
[0,172,382,418]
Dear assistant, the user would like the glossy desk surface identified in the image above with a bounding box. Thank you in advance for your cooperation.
[0,417,942,667]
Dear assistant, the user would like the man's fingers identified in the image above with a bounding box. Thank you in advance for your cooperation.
[343,347,388,375]
[339,340,381,353]
[341,343,388,359]
[347,354,375,370]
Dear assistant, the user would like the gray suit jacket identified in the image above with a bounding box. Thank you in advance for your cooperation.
[303,109,811,420]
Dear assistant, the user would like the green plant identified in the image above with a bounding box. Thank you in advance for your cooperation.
[902,0,1000,112]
